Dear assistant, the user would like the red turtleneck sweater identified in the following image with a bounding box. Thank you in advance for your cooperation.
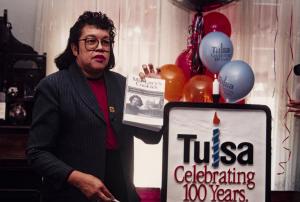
[87,78,118,150]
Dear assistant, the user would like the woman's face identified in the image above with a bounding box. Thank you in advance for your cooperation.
[131,97,140,106]
[72,25,111,78]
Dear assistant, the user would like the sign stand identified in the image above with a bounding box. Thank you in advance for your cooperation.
[161,103,271,202]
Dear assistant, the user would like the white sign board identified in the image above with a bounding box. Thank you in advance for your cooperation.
[162,103,271,202]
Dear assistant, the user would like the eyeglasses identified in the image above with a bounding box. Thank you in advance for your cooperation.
[79,37,111,51]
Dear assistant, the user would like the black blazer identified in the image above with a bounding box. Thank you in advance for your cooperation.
[26,63,162,202]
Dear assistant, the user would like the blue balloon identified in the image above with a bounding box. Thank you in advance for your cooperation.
[218,60,255,103]
[199,31,233,74]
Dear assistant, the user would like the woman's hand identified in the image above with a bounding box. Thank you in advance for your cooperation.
[287,99,300,117]
[139,64,161,80]
[67,170,115,202]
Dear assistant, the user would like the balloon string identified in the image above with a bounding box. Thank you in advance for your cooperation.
[277,2,294,176]
[190,13,204,74]
[272,0,279,98]
[277,146,292,175]
[286,4,294,102]
[195,14,204,73]
[278,111,292,177]
[283,111,291,136]
[187,14,198,46]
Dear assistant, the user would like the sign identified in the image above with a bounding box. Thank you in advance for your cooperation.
[161,103,271,202]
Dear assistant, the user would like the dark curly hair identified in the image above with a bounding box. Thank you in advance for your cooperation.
[129,95,143,107]
[55,11,116,70]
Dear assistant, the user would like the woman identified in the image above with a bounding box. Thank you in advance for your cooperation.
[26,11,162,202]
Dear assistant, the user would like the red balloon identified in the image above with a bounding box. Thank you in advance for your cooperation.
[204,12,231,37]
[237,99,246,104]
[175,48,193,80]
[219,96,246,104]
[182,75,213,103]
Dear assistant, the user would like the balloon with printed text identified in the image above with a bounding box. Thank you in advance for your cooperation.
[169,0,239,12]
[199,31,233,74]
[218,60,255,103]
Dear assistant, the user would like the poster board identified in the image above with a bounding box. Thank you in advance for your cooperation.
[161,103,271,202]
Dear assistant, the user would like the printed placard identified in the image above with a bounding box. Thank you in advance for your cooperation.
[162,103,271,202]
[123,74,165,131]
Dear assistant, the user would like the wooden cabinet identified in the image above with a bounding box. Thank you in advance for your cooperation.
[0,125,41,202]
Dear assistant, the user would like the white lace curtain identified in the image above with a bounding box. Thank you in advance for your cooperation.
[34,0,190,188]
[34,0,300,190]
[218,0,300,190]
[34,0,189,75]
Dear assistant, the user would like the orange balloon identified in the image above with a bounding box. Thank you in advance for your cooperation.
[160,64,186,101]
[182,75,213,103]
